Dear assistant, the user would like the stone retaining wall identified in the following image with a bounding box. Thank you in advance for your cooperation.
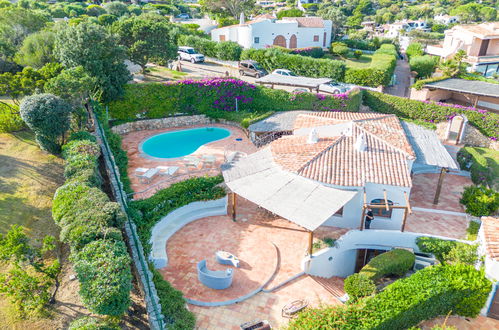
[111,115,246,135]
[436,122,499,150]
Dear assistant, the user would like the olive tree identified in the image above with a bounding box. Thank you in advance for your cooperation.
[19,93,71,153]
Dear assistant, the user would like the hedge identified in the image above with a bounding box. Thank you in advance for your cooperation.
[240,48,346,81]
[416,236,478,265]
[344,273,376,300]
[344,44,398,87]
[288,264,491,329]
[343,38,395,51]
[51,133,132,317]
[359,249,415,281]
[363,90,499,140]
[177,35,242,61]
[108,79,361,124]
[410,55,437,79]
[129,176,225,252]
[72,239,132,316]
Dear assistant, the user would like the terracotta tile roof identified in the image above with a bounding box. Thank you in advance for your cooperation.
[482,217,499,261]
[269,112,415,187]
[455,22,499,38]
[281,17,325,28]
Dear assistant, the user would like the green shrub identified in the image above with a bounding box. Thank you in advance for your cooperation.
[151,267,196,329]
[68,131,97,143]
[68,316,120,330]
[359,249,415,281]
[0,104,25,132]
[363,91,499,140]
[345,44,397,87]
[416,236,478,265]
[331,42,349,57]
[290,47,324,58]
[410,55,437,79]
[344,273,375,300]
[72,239,132,316]
[214,41,242,61]
[276,8,303,19]
[178,35,243,61]
[466,221,480,241]
[460,185,499,217]
[406,42,424,60]
[241,48,346,80]
[288,264,491,329]
[19,93,72,154]
[353,50,363,59]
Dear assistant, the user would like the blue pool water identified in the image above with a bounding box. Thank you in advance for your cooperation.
[141,127,231,159]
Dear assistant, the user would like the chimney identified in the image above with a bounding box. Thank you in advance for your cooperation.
[354,133,366,152]
[239,12,245,25]
[307,128,319,144]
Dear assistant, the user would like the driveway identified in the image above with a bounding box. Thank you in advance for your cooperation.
[385,59,411,97]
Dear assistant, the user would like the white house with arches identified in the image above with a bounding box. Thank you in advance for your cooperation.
[210,14,333,49]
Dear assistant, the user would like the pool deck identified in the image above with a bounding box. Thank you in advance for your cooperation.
[121,123,257,199]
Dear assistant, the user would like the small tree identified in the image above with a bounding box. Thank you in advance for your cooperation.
[0,225,61,317]
[353,50,363,59]
[19,93,71,153]
[331,42,349,57]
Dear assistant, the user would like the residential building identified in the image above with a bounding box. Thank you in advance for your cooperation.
[433,14,459,25]
[426,22,499,77]
[210,15,332,49]
[382,20,428,38]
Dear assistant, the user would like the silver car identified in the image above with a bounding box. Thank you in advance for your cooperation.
[178,46,205,63]
[318,81,351,94]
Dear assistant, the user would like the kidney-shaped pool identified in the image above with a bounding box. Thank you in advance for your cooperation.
[140,127,231,159]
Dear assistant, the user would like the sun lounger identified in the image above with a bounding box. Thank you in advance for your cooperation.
[156,166,179,176]
[134,168,149,176]
[138,168,159,183]
[183,156,201,169]
[202,155,217,167]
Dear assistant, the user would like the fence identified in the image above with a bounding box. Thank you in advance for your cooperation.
[90,105,166,330]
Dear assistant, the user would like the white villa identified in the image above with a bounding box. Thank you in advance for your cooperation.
[434,14,459,25]
[210,14,333,49]
[383,20,428,38]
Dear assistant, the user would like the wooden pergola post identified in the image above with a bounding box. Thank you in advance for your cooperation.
[400,207,408,232]
[359,205,366,231]
[433,168,448,205]
[231,192,237,221]
[308,231,314,256]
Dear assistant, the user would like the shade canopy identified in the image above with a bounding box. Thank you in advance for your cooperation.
[402,121,458,169]
[222,148,358,231]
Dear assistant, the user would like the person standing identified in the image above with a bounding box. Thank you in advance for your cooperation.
[365,208,374,229]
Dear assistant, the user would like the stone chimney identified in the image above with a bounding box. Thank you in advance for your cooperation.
[354,133,367,152]
[307,128,319,144]
[239,12,245,25]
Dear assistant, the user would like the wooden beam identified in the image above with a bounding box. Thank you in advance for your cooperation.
[308,231,314,256]
[400,207,408,232]
[231,192,237,221]
[403,191,412,214]
[383,190,389,211]
[455,117,465,145]
[433,168,448,205]
[359,205,366,231]
[363,188,367,206]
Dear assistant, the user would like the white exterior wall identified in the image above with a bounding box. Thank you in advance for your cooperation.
[210,19,332,49]
[323,182,411,231]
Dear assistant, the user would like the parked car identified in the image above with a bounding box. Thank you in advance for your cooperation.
[239,60,268,78]
[318,81,351,94]
[178,46,204,63]
[177,13,190,19]
[272,69,297,76]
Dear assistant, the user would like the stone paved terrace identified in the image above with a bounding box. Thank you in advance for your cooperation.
[121,124,257,199]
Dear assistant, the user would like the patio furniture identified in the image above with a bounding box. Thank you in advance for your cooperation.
[240,320,272,330]
[197,260,233,290]
[183,156,201,170]
[138,168,159,183]
[215,251,240,267]
[134,167,149,176]
[156,166,179,176]
[202,155,217,167]
[281,299,308,318]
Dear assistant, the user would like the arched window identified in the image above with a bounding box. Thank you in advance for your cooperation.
[370,199,393,218]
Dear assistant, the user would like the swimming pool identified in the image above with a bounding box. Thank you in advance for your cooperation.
[140,127,231,159]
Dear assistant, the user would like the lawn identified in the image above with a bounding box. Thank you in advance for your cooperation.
[325,53,373,69]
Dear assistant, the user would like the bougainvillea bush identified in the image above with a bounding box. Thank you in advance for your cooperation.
[108,78,362,123]
[364,91,499,140]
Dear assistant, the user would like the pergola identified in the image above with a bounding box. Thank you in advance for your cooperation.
[402,122,459,205]
[221,148,358,255]
[255,74,333,93]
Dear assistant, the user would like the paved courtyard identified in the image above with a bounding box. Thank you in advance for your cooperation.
[121,124,257,199]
